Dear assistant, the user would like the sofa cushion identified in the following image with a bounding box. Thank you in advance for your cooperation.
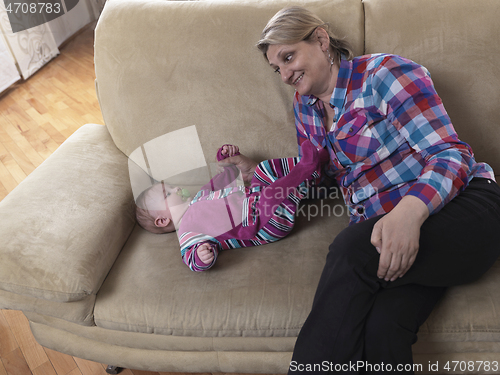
[363,0,500,175]
[0,124,135,303]
[93,220,500,348]
[94,197,349,337]
[94,0,365,161]
[417,260,500,344]
[1,290,95,326]
[95,206,500,344]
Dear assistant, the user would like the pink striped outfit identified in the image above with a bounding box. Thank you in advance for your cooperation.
[177,140,328,271]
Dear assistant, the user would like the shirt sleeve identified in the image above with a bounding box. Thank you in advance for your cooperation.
[369,55,474,214]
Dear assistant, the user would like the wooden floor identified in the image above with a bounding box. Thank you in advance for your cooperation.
[0,23,230,375]
[0,22,103,202]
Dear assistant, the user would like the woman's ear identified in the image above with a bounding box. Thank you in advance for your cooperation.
[155,217,172,228]
[314,27,330,51]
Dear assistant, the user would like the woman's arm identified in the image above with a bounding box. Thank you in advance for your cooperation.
[368,55,471,279]
[370,55,473,214]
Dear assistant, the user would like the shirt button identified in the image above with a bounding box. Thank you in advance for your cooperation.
[349,127,354,132]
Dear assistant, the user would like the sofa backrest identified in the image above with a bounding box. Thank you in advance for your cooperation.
[95,0,499,177]
[94,0,365,167]
[364,0,500,175]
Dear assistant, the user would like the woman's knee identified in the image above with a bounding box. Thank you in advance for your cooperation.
[327,216,383,269]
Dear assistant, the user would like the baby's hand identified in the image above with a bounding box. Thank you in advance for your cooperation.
[221,145,239,158]
[197,243,214,265]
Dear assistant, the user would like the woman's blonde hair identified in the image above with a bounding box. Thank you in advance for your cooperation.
[257,6,353,63]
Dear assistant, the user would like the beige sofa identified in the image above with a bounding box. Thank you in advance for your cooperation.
[1,0,499,373]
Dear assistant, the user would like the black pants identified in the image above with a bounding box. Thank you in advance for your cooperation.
[289,178,500,374]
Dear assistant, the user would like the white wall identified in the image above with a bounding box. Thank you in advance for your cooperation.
[0,0,102,88]
[48,0,98,47]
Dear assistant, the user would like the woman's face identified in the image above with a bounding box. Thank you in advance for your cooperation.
[266,39,332,98]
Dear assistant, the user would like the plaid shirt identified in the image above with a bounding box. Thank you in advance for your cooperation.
[294,54,495,224]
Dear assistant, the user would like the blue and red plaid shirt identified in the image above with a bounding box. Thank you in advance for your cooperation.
[294,53,495,224]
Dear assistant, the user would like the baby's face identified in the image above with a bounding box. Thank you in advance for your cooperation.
[146,182,190,229]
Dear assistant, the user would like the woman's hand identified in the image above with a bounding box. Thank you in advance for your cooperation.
[219,153,259,184]
[370,195,429,281]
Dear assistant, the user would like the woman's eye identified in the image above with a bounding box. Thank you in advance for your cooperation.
[285,54,292,63]
[274,67,280,75]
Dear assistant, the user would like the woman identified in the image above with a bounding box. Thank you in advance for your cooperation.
[225,6,500,374]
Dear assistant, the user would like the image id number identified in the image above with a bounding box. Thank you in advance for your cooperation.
[6,2,62,14]
[444,361,499,372]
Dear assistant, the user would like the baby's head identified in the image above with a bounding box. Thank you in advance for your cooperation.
[135,182,190,234]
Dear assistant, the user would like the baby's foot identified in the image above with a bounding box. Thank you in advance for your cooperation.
[196,243,214,265]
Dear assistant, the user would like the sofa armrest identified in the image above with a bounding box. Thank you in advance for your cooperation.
[0,124,136,303]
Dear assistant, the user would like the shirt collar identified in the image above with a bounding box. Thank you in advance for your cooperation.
[304,56,353,110]
[331,57,352,110]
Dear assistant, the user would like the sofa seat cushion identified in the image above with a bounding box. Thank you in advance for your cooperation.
[416,260,500,344]
[94,197,348,337]
[95,196,500,343]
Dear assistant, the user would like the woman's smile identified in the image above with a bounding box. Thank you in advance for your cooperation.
[293,72,304,86]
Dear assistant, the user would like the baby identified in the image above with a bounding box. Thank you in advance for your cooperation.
[135,140,328,271]
[135,182,192,233]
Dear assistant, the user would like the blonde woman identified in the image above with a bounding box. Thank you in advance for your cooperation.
[223,6,500,374]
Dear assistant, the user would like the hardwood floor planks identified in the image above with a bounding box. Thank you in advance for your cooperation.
[2,311,49,372]
[73,358,110,375]
[43,348,78,375]
[2,348,32,375]
[0,312,18,359]
[0,361,8,375]
[31,361,58,375]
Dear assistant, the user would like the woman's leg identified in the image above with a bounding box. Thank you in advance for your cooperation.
[289,179,500,374]
[288,214,386,373]
[362,284,446,374]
